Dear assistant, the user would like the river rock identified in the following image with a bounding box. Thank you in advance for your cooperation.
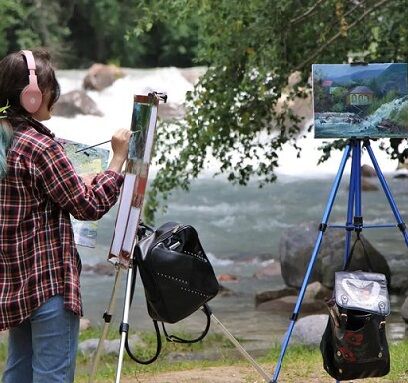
[218,284,235,297]
[387,253,408,294]
[52,90,103,118]
[304,281,332,301]
[80,318,91,331]
[82,263,115,276]
[280,224,391,289]
[291,314,329,345]
[83,63,125,91]
[253,260,281,279]
[158,102,185,120]
[401,296,408,323]
[361,164,376,177]
[78,334,144,356]
[361,177,379,191]
[217,274,238,282]
[394,171,408,179]
[179,66,206,84]
[255,287,297,307]
[256,295,326,313]
[0,330,8,344]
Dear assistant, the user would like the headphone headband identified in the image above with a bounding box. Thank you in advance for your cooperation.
[21,50,36,71]
[20,50,42,113]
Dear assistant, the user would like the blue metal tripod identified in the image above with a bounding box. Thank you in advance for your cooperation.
[270,138,408,383]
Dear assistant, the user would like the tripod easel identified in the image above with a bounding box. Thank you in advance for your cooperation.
[270,138,408,382]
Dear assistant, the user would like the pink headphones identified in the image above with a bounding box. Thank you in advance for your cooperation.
[20,50,42,113]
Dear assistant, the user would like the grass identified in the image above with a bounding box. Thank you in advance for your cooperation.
[75,327,237,382]
[1,328,407,382]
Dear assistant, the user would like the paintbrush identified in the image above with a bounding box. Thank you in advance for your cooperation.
[74,131,138,153]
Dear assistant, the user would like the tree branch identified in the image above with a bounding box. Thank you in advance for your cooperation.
[290,0,326,25]
[295,0,392,71]
[317,1,364,48]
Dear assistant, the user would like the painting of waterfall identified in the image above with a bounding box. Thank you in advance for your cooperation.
[312,63,408,138]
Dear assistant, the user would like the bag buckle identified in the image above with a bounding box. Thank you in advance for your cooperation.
[379,320,386,329]
[172,225,181,234]
[169,241,181,250]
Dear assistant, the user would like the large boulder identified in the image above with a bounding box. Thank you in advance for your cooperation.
[158,102,185,121]
[291,314,329,345]
[78,334,144,356]
[401,296,408,323]
[255,287,297,307]
[83,63,125,91]
[257,295,326,313]
[387,253,408,294]
[280,223,391,289]
[361,177,379,191]
[253,260,282,279]
[52,90,103,118]
[361,164,376,177]
[179,66,206,84]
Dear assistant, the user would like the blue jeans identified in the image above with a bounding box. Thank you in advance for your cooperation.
[2,295,80,383]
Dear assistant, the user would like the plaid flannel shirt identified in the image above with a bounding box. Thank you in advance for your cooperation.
[0,121,124,330]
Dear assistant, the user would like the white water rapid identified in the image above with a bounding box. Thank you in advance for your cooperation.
[47,68,401,178]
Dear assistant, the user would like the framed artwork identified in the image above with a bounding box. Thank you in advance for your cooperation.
[312,63,408,138]
[58,138,109,248]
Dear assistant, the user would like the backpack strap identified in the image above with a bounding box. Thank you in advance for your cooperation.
[125,319,162,365]
[123,249,162,365]
[343,233,374,272]
[161,304,212,344]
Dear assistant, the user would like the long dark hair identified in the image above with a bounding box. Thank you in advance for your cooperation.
[0,48,60,178]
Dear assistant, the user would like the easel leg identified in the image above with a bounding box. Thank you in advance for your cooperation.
[270,144,352,383]
[89,266,122,383]
[342,140,359,268]
[115,264,136,383]
[365,140,408,246]
[210,313,270,382]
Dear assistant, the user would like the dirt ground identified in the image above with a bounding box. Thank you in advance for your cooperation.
[121,365,401,383]
[120,365,359,383]
[123,366,257,383]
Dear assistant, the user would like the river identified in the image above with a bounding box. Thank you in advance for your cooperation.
[46,67,408,352]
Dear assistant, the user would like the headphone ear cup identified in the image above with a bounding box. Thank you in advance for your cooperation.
[20,83,42,113]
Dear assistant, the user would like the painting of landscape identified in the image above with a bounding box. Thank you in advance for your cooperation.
[57,138,110,247]
[313,63,408,138]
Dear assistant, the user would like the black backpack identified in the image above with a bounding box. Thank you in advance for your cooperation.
[320,237,390,380]
[125,222,219,364]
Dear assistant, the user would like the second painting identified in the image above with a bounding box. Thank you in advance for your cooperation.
[312,63,408,138]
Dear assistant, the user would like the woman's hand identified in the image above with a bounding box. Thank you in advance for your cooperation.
[108,129,132,172]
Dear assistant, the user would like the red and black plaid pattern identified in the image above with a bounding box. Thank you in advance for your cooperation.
[0,122,123,330]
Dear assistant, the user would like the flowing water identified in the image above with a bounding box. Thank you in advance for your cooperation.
[47,68,408,352]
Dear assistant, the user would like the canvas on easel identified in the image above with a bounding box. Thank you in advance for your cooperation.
[108,95,159,268]
[313,63,408,138]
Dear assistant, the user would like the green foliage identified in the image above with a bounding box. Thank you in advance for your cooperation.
[0,1,199,68]
[0,100,10,118]
[1,0,408,221]
[139,0,408,221]
[0,1,71,59]
[62,0,200,68]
